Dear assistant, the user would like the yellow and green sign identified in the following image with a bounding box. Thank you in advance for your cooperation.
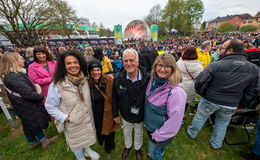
[150,24,158,42]
[114,25,123,41]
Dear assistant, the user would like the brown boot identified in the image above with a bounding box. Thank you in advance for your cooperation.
[29,141,41,149]
[135,149,143,160]
[121,147,131,160]
[42,136,59,149]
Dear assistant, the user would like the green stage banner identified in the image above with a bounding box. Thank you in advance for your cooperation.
[114,25,123,43]
[150,24,158,42]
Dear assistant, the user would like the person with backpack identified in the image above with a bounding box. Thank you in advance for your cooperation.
[109,55,123,75]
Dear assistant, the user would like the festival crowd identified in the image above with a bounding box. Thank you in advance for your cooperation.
[0,32,259,160]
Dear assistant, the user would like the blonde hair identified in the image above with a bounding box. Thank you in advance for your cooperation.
[26,47,34,58]
[244,43,254,50]
[58,47,67,53]
[151,54,182,86]
[0,53,21,75]
[84,47,94,55]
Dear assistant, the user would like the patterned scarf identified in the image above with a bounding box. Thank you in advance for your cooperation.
[150,74,168,92]
[66,71,86,101]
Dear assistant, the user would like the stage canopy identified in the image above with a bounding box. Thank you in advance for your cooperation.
[124,20,150,41]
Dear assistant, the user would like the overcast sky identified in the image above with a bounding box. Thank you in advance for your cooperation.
[67,0,259,30]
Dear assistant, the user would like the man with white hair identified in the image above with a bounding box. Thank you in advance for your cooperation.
[196,41,212,68]
[112,48,150,160]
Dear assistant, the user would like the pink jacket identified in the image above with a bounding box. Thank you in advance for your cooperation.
[28,61,57,98]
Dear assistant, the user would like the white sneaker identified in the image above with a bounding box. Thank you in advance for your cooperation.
[78,157,86,160]
[84,147,100,160]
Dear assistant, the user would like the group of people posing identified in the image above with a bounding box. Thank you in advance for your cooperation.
[0,38,259,160]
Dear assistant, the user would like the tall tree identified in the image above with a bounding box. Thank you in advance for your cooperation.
[161,0,204,34]
[200,21,207,30]
[144,4,161,26]
[184,0,204,33]
[158,21,167,36]
[161,0,185,33]
[0,0,83,47]
[46,0,80,40]
[0,0,55,47]
[184,0,204,32]
[91,22,97,27]
[99,22,105,36]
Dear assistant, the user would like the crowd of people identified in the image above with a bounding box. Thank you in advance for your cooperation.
[0,31,259,160]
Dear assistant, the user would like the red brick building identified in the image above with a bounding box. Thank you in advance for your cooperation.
[207,13,252,31]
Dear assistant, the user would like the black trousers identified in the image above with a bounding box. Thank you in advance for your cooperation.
[97,131,115,149]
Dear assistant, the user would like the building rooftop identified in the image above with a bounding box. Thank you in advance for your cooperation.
[209,13,252,23]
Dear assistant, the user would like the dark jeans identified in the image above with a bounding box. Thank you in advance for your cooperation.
[25,130,46,144]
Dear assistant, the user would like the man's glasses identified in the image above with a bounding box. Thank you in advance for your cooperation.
[220,47,227,51]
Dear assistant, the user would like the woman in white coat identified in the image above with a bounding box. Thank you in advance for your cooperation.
[177,47,203,110]
[45,50,99,160]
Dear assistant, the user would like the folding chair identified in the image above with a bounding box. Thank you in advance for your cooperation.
[224,108,258,145]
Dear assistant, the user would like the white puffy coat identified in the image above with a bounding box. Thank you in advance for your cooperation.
[177,58,203,103]
[56,80,96,151]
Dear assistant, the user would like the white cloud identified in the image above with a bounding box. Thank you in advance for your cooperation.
[67,0,168,29]
[66,0,259,29]
[202,0,259,22]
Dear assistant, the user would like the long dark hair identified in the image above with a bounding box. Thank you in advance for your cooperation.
[88,72,106,87]
[53,50,88,84]
[93,48,104,61]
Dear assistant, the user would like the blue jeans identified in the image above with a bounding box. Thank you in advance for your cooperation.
[25,130,46,144]
[253,119,260,156]
[187,98,236,149]
[74,148,85,160]
[148,138,172,160]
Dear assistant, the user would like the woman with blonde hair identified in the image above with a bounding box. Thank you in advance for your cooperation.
[84,47,94,62]
[144,53,187,160]
[24,47,34,69]
[0,53,58,149]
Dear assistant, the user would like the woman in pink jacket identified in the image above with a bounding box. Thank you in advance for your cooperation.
[28,46,57,99]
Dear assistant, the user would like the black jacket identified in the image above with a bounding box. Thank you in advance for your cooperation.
[4,73,49,136]
[112,66,150,123]
[195,54,259,108]
[139,47,158,73]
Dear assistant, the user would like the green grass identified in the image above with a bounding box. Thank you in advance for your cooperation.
[0,110,255,160]
[158,36,173,41]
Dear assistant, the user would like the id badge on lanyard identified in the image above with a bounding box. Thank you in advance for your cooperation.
[131,105,140,115]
